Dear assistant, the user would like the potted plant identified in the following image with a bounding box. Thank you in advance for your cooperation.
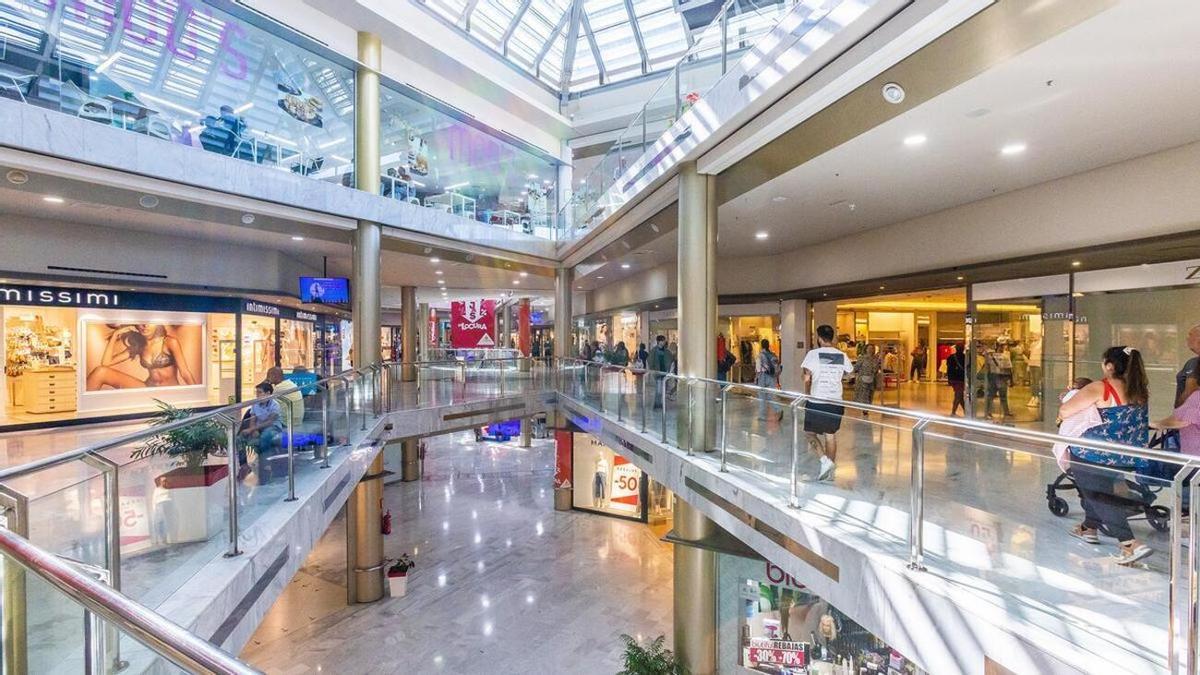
[132,400,230,544]
[618,634,687,675]
[386,554,415,597]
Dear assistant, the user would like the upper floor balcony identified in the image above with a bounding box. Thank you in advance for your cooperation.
[0,0,563,250]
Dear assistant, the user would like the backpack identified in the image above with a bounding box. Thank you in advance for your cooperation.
[761,350,779,378]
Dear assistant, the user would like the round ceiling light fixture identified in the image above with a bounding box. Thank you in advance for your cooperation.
[881,82,906,105]
[241,213,256,224]
[5,170,28,185]
[138,194,160,209]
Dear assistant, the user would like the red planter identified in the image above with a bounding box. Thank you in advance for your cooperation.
[154,464,229,490]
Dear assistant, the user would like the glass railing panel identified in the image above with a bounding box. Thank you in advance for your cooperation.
[0,2,356,185]
[663,374,685,449]
[719,385,794,475]
[918,425,1180,666]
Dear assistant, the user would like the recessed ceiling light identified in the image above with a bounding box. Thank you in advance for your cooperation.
[43,196,64,204]
[771,196,788,203]
[437,279,445,284]
[435,270,443,275]
[755,232,769,240]
[519,271,528,277]
[879,285,886,290]
[903,134,927,147]
[596,276,604,280]
[1000,142,1027,156]
[291,236,304,241]
[423,247,433,254]
[1071,260,1081,267]
[137,194,158,208]
[881,82,905,104]
[956,275,964,281]
[577,286,583,290]
[241,213,256,225]
[6,170,28,185]
[430,257,440,264]
[650,224,660,233]
[620,263,630,269]
[513,280,520,285]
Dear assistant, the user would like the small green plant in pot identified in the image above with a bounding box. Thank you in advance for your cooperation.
[131,400,227,471]
[618,634,687,675]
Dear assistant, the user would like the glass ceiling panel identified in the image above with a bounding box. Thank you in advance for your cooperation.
[415,0,710,93]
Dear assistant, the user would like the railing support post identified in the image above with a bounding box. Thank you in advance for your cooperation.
[719,385,730,472]
[660,374,668,443]
[908,419,931,571]
[686,379,695,456]
[285,399,297,502]
[789,398,804,508]
[224,419,241,558]
[321,383,331,468]
[641,370,648,433]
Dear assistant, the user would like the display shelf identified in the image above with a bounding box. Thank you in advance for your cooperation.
[423,191,476,220]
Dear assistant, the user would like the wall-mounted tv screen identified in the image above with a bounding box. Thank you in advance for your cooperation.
[300,277,350,304]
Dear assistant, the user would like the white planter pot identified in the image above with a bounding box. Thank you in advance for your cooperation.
[387,575,407,597]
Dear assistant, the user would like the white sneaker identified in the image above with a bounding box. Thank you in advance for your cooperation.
[818,456,836,482]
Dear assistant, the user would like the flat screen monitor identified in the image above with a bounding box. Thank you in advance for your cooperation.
[300,277,350,304]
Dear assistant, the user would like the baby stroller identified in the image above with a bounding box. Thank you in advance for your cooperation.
[1045,429,1180,533]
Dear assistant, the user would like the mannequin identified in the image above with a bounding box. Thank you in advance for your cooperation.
[593,456,609,509]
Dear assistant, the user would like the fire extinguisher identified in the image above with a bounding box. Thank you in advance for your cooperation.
[381,509,392,535]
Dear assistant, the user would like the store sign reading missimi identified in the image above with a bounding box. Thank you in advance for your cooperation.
[0,285,118,307]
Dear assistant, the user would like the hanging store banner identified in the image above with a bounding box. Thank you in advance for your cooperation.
[450,299,497,348]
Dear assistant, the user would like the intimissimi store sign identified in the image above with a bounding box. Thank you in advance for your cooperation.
[0,285,121,307]
[0,284,240,313]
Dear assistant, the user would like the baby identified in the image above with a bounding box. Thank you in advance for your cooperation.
[1053,377,1099,471]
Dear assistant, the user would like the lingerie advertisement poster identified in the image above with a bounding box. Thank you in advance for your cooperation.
[83,321,204,391]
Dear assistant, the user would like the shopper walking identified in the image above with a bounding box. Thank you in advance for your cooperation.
[635,342,648,369]
[946,343,967,417]
[852,344,882,415]
[1176,323,1200,406]
[717,337,736,383]
[1060,346,1152,565]
[755,339,782,420]
[648,335,671,410]
[802,325,852,482]
[909,341,927,382]
[984,340,1014,420]
[1155,360,1200,456]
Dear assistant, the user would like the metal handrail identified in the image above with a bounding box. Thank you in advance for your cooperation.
[0,526,260,674]
[0,364,379,483]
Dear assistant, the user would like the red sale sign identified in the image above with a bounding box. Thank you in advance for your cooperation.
[744,639,807,668]
[450,299,497,348]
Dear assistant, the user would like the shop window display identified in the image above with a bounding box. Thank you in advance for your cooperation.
[571,432,644,519]
[241,315,277,400]
[721,554,926,675]
[279,318,315,372]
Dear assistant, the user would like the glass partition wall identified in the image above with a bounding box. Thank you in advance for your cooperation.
[0,0,560,237]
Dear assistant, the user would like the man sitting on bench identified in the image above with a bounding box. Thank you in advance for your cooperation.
[239,381,283,484]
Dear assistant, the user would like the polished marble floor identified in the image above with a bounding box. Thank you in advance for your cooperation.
[242,431,674,674]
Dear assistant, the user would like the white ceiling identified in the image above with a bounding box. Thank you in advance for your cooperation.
[576,0,1200,286]
[716,0,1200,257]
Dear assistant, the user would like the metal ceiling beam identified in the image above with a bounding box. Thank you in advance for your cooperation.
[501,0,533,55]
[462,0,481,30]
[580,10,606,86]
[621,0,649,73]
[532,5,573,74]
[558,0,584,93]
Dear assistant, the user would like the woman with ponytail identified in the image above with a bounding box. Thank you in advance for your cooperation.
[1059,346,1152,565]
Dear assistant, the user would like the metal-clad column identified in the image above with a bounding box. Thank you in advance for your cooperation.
[555,268,573,359]
[401,286,417,381]
[347,31,385,604]
[418,302,430,362]
[673,161,718,674]
[353,31,382,369]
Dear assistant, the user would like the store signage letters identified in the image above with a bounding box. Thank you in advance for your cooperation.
[245,301,280,317]
[765,562,806,589]
[0,285,118,306]
[296,310,318,322]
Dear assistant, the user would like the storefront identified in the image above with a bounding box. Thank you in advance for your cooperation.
[719,553,927,674]
[0,282,342,428]
[556,420,673,530]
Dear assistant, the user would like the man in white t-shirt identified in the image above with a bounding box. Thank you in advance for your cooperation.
[801,324,853,482]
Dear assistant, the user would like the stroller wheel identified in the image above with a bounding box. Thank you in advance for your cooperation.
[1147,506,1171,533]
[1048,496,1070,517]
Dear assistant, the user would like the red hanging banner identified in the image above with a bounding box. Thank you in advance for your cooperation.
[450,299,497,348]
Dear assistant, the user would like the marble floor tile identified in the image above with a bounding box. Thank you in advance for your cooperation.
[242,431,674,674]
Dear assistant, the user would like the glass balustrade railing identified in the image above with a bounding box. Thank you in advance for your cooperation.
[554,357,1200,673]
[0,358,549,661]
[556,0,801,242]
